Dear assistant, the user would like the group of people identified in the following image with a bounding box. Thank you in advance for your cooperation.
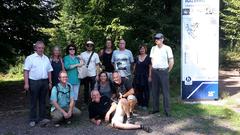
[23,33,174,133]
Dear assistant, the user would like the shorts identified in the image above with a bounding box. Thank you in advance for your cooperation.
[127,95,137,101]
[111,101,125,126]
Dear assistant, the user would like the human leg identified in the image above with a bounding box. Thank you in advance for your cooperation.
[51,109,64,124]
[39,80,48,121]
[72,84,80,101]
[127,95,137,114]
[160,70,170,115]
[29,80,40,122]
[151,69,160,112]
[89,76,96,91]
[83,77,90,104]
[143,85,150,108]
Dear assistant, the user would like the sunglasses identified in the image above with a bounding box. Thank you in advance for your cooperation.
[69,48,75,50]
[86,44,93,47]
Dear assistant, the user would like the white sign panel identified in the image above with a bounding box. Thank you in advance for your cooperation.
[181,0,219,100]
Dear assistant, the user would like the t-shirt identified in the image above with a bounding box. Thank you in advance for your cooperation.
[88,96,112,119]
[50,83,74,112]
[80,51,100,77]
[111,49,134,77]
[94,81,116,99]
[113,78,132,98]
[150,45,173,69]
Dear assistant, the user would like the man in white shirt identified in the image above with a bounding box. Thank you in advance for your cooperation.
[24,41,53,127]
[80,40,100,104]
[149,33,174,117]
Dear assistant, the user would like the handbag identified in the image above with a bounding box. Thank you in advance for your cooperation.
[78,52,94,79]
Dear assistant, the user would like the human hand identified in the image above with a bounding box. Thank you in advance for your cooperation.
[105,113,110,122]
[95,75,99,81]
[148,76,152,82]
[96,119,101,126]
[67,111,72,118]
[63,111,69,119]
[49,83,52,90]
[24,83,29,91]
[119,93,123,99]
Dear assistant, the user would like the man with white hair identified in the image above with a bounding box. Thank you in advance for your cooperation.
[24,41,53,127]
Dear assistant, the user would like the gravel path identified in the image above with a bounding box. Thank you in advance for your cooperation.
[0,69,239,135]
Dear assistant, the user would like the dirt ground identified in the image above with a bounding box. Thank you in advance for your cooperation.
[0,69,239,135]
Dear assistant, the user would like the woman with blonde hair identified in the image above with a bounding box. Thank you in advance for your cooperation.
[50,46,65,87]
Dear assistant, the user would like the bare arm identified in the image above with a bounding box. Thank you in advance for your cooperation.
[68,98,74,114]
[148,64,152,81]
[60,58,65,71]
[122,88,134,98]
[105,102,117,122]
[52,101,68,115]
[168,58,174,72]
[24,70,29,91]
[48,72,52,90]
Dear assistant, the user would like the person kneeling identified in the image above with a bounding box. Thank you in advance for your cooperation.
[89,90,152,133]
[50,71,81,127]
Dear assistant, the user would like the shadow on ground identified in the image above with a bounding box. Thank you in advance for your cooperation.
[0,79,239,135]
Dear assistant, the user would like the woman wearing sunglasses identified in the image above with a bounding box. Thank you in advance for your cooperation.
[63,44,83,102]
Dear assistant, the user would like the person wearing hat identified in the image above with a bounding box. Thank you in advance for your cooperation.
[149,33,174,117]
[80,40,100,104]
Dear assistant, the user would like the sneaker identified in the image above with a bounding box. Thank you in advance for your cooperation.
[141,125,153,133]
[55,124,60,127]
[126,117,134,124]
[142,107,148,111]
[148,110,159,115]
[130,112,134,118]
[39,118,50,127]
[29,121,36,127]
[165,112,171,117]
[67,120,71,124]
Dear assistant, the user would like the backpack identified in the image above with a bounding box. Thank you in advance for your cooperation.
[56,84,71,103]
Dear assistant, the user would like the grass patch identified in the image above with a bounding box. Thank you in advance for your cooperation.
[171,102,240,129]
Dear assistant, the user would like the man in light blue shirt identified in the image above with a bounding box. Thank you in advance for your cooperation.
[50,71,81,126]
[111,39,134,79]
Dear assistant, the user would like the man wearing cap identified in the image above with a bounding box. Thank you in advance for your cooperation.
[149,33,174,117]
[24,41,53,127]
[80,40,100,104]
[111,39,134,81]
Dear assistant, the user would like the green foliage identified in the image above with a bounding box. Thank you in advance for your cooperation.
[0,0,59,72]
[220,0,240,49]
[47,0,181,55]
[0,56,24,81]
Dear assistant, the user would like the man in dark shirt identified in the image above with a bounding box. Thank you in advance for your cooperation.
[112,71,137,116]
[88,90,116,125]
[88,90,152,133]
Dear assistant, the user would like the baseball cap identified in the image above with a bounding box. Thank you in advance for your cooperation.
[86,40,94,45]
[154,33,164,39]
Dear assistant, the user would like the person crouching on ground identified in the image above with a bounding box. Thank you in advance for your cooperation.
[112,71,137,117]
[50,71,81,127]
[89,90,152,133]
